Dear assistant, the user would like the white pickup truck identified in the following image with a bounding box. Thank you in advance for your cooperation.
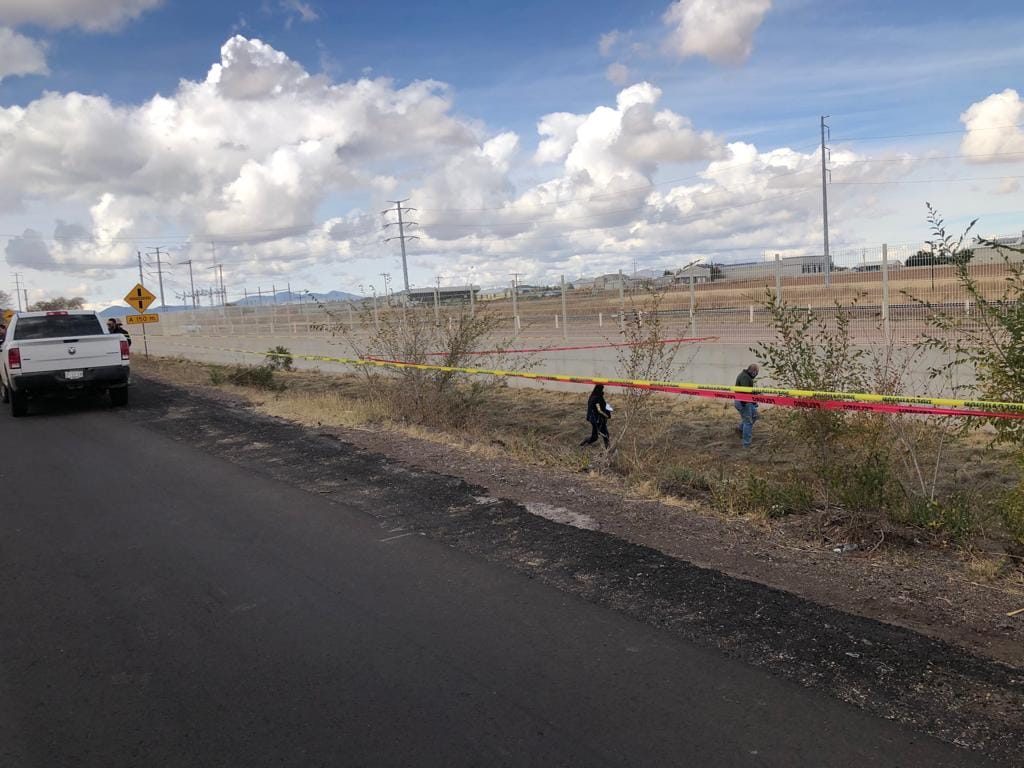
[0,310,130,417]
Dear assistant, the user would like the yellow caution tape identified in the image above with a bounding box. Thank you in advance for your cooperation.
[160,342,1024,414]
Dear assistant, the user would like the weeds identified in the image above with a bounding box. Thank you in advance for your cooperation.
[225,364,285,391]
[265,345,294,371]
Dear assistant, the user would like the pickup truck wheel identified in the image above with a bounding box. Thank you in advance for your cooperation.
[10,390,27,417]
[0,383,9,404]
[109,387,128,407]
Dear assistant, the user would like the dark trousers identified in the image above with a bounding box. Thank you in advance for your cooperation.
[581,420,610,447]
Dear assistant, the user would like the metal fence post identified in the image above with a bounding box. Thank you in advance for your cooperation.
[881,243,891,341]
[618,269,625,332]
[689,277,696,337]
[560,275,568,341]
[510,280,519,337]
[774,253,782,305]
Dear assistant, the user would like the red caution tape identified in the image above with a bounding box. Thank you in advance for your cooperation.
[375,336,719,359]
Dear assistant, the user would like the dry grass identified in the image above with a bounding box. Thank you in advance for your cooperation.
[965,554,1009,583]
[136,355,1023,548]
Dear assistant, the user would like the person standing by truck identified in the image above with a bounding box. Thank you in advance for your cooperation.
[107,317,131,347]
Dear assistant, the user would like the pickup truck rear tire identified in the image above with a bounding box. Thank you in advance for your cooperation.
[10,390,27,417]
[109,387,128,407]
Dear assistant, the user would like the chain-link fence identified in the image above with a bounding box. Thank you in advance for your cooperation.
[147,240,1020,350]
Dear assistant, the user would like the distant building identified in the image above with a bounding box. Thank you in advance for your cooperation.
[719,254,830,280]
[851,260,903,272]
[403,286,478,304]
[970,233,1024,264]
[592,273,633,291]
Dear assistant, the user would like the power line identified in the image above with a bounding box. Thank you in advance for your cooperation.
[832,174,1024,185]
[831,122,1024,143]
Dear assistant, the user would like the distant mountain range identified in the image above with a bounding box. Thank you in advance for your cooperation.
[235,290,362,306]
[98,289,363,318]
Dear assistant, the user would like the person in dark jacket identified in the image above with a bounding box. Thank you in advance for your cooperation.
[107,317,131,346]
[734,364,759,448]
[580,383,612,448]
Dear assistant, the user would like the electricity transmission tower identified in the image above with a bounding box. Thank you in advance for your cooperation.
[179,259,198,308]
[146,247,169,308]
[383,199,418,294]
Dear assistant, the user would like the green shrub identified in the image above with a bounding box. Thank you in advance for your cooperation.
[893,493,982,543]
[209,366,226,385]
[828,457,898,521]
[710,473,814,518]
[744,474,815,518]
[227,364,285,391]
[265,346,294,371]
[998,490,1024,546]
[658,465,713,498]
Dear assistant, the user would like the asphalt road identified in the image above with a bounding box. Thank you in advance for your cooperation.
[0,397,994,767]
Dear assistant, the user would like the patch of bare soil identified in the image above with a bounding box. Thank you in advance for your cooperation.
[137,356,1024,667]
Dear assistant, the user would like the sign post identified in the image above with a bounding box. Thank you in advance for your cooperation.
[123,283,157,358]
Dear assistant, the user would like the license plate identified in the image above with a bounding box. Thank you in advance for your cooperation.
[65,370,83,380]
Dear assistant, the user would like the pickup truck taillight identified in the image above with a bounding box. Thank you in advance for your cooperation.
[120,339,130,361]
[8,347,21,370]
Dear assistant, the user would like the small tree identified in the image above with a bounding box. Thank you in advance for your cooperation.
[29,296,85,311]
[610,288,695,474]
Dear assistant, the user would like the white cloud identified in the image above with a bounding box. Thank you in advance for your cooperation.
[280,0,318,23]
[598,29,620,57]
[0,0,163,32]
[663,0,772,66]
[606,62,630,86]
[0,36,480,279]
[0,27,48,81]
[960,88,1024,162]
[0,32,980,302]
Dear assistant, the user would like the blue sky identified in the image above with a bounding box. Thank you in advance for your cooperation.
[6,0,1020,144]
[0,0,1022,305]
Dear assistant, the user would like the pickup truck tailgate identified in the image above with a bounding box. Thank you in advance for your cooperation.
[16,337,122,373]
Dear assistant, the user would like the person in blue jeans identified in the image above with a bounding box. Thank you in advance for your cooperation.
[734,364,760,448]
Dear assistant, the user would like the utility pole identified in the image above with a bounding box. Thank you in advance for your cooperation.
[218,265,226,305]
[135,251,150,358]
[11,273,23,311]
[380,272,391,306]
[383,199,418,293]
[179,259,198,308]
[821,115,831,287]
[147,247,168,308]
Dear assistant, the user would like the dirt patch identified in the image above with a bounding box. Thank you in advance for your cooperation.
[135,356,1024,667]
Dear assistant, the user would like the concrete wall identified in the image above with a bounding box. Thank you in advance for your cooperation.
[147,333,971,399]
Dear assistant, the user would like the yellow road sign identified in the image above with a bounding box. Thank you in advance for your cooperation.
[125,313,159,325]
[124,283,157,313]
